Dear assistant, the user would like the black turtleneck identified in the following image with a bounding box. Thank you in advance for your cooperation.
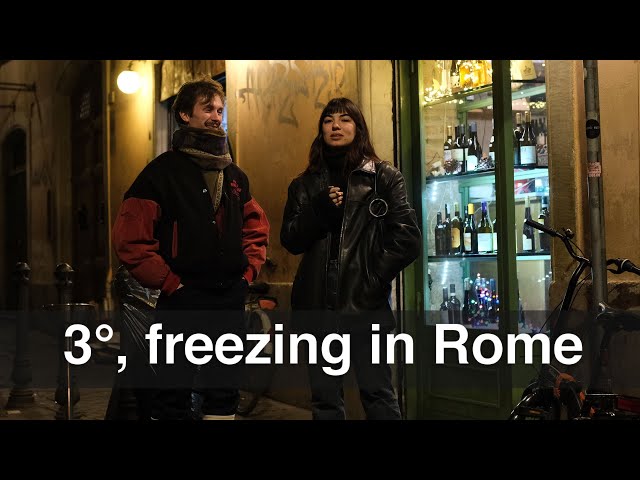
[322,145,349,260]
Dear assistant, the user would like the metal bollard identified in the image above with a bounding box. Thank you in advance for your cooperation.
[6,262,35,408]
[52,263,81,420]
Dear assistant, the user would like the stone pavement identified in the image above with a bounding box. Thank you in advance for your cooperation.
[0,316,312,421]
[0,387,312,420]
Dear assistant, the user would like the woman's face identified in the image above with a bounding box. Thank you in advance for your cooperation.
[322,112,356,147]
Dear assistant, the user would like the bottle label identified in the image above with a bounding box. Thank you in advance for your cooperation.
[466,154,478,172]
[451,227,461,248]
[537,150,548,166]
[464,233,472,251]
[493,232,498,252]
[451,149,464,162]
[443,149,452,162]
[522,236,533,251]
[478,233,493,253]
[520,145,537,165]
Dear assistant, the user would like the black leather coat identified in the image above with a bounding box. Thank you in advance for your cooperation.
[281,158,421,332]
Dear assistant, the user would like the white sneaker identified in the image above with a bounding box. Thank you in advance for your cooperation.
[202,414,236,420]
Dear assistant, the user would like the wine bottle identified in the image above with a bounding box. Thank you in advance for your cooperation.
[513,112,523,166]
[522,196,535,252]
[440,287,449,324]
[488,119,495,165]
[443,203,452,255]
[443,124,453,170]
[489,278,498,323]
[462,277,476,325]
[477,201,493,253]
[450,60,461,93]
[492,213,498,253]
[536,117,548,166]
[435,211,447,255]
[520,110,537,165]
[447,283,462,324]
[538,196,551,252]
[463,203,478,254]
[466,122,481,172]
[450,125,464,174]
[450,202,462,255]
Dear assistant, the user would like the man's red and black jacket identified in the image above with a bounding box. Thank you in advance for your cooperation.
[112,151,270,296]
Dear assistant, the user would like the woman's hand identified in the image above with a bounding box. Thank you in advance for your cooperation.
[328,186,344,207]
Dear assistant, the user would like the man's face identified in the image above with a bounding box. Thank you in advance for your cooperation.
[180,94,224,130]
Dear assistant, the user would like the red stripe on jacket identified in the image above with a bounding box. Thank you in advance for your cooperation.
[112,197,181,295]
[242,197,270,283]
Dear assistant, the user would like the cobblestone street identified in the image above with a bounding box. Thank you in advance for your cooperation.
[0,387,311,420]
[1,317,311,421]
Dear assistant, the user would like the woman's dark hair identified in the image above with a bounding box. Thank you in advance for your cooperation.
[172,78,226,126]
[304,97,380,176]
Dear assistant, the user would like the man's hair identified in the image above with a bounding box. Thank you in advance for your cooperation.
[172,78,225,126]
[304,97,380,176]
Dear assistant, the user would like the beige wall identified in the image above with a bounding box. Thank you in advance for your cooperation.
[226,60,393,288]
[225,60,394,412]
[548,60,640,310]
[0,60,74,307]
[107,60,157,282]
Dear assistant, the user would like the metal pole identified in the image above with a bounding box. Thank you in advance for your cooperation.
[583,60,608,308]
[6,262,34,408]
[54,263,80,420]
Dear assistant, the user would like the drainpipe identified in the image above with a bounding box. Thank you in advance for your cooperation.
[583,60,607,308]
[103,60,114,317]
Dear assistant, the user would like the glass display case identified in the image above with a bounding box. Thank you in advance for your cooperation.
[393,59,554,419]
[421,60,551,335]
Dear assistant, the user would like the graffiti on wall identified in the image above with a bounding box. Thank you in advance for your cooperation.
[237,60,346,127]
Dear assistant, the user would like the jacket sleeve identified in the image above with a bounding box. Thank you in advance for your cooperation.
[242,196,270,283]
[112,174,181,296]
[375,168,422,283]
[280,179,332,255]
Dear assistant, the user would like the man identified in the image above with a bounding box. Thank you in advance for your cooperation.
[112,78,270,420]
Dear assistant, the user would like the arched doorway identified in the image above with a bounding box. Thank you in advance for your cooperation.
[1,128,28,310]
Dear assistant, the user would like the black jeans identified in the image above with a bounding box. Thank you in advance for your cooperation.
[307,324,402,420]
[148,279,247,420]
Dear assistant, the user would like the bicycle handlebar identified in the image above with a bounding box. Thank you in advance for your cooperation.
[525,219,590,266]
[525,219,558,238]
[607,258,640,276]
[526,219,640,277]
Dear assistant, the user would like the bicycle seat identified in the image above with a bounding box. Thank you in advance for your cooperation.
[597,302,640,332]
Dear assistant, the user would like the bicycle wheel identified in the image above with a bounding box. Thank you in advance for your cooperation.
[236,309,276,416]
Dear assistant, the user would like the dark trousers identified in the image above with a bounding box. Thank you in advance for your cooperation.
[307,330,401,420]
[148,280,247,420]
[310,259,401,420]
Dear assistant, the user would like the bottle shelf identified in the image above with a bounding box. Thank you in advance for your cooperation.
[425,165,548,184]
[427,252,551,263]
[423,82,546,110]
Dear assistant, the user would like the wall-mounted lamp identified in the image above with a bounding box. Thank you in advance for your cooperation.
[117,61,141,94]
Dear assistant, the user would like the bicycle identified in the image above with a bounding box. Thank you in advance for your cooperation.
[236,281,278,416]
[508,219,640,420]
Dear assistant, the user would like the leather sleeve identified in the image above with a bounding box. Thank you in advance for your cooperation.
[280,178,331,255]
[374,168,422,283]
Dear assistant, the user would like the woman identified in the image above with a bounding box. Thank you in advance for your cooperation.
[280,97,421,420]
